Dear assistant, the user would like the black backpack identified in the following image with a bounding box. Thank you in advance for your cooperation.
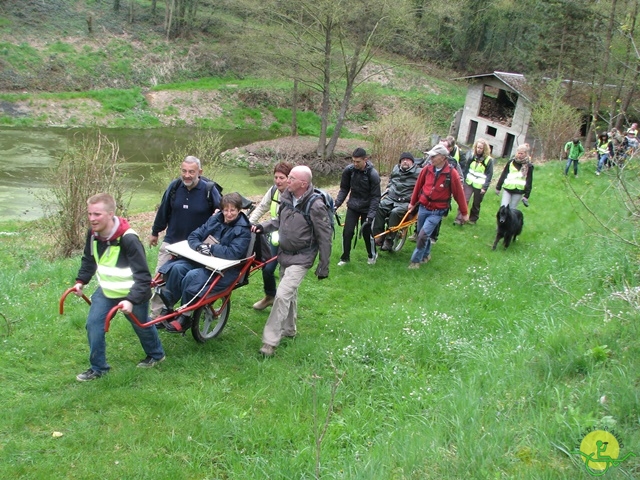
[168,176,223,211]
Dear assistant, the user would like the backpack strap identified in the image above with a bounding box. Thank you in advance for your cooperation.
[169,178,218,211]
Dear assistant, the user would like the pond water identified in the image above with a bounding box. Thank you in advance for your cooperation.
[0,127,280,221]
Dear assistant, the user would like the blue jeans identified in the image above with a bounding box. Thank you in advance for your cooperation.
[596,154,609,172]
[161,259,238,307]
[564,158,579,175]
[410,206,446,263]
[86,288,164,374]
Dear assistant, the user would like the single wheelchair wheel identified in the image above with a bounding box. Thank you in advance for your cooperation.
[191,295,231,343]
[392,227,409,252]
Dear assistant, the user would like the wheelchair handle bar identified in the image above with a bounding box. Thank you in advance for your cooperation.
[59,287,91,315]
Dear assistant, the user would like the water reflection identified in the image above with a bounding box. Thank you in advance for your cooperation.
[0,127,278,221]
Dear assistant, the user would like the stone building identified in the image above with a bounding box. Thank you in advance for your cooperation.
[455,71,535,158]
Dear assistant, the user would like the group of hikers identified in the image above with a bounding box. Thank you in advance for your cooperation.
[565,124,638,177]
[69,135,538,380]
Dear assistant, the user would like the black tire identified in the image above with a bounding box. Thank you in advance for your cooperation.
[191,295,231,343]
[392,227,408,252]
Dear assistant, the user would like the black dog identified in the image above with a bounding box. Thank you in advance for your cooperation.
[492,205,523,250]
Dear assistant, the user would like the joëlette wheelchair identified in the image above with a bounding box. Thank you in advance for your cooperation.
[60,199,277,343]
[373,207,418,253]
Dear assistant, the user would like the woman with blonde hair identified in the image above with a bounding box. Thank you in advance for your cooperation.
[495,144,533,209]
[454,138,494,225]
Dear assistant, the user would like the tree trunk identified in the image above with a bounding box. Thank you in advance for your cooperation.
[129,0,134,23]
[165,0,174,40]
[292,77,298,137]
[316,17,333,160]
[114,0,120,12]
[615,0,639,129]
[585,0,617,146]
[325,44,362,158]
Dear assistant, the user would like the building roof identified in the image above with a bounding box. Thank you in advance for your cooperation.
[454,71,532,102]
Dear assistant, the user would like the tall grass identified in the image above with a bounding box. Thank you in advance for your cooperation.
[0,159,638,478]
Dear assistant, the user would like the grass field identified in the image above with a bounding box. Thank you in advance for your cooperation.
[0,158,638,479]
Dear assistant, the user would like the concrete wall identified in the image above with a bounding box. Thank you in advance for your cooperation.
[457,77,534,158]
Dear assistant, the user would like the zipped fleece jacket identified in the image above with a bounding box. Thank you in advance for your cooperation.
[260,184,332,278]
[76,217,152,305]
[334,162,381,220]
[410,163,468,216]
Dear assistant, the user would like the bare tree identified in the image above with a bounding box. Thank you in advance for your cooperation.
[254,0,410,160]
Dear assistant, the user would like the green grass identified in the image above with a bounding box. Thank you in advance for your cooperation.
[0,160,638,478]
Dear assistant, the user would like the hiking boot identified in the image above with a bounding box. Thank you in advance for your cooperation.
[253,295,275,311]
[408,262,420,269]
[381,238,393,251]
[421,254,431,264]
[467,220,476,225]
[453,220,462,226]
[367,252,378,265]
[136,355,166,368]
[165,314,192,333]
[595,171,601,176]
[337,260,349,266]
[260,343,276,356]
[76,369,104,382]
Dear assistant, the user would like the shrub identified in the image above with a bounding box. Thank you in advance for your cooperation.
[369,109,430,174]
[530,78,582,161]
[42,131,131,258]
[152,128,225,195]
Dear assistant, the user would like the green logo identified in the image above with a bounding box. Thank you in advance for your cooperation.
[574,428,636,476]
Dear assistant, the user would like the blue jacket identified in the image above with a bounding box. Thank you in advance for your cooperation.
[151,179,220,244]
[187,211,251,261]
[159,211,251,279]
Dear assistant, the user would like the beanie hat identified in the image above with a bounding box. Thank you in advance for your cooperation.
[399,152,415,162]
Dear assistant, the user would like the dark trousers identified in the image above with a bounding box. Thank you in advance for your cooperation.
[341,208,375,261]
[456,183,485,223]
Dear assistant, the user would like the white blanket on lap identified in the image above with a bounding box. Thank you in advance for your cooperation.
[166,240,242,272]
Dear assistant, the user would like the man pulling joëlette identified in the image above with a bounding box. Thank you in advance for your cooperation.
[73,193,165,382]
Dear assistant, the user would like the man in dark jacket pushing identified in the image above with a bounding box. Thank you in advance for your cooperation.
[334,147,381,265]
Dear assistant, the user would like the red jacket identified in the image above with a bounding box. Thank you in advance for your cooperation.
[410,163,468,216]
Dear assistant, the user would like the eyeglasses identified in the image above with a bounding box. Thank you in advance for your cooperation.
[288,175,305,183]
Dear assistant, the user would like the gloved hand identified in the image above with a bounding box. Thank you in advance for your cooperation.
[252,224,264,234]
[196,244,211,256]
[522,197,529,207]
